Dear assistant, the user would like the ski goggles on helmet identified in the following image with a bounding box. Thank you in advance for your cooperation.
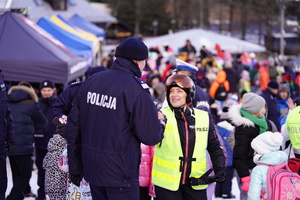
[165,74,194,92]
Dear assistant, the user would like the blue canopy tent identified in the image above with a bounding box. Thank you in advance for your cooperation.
[0,12,88,87]
[37,17,93,61]
[69,14,106,39]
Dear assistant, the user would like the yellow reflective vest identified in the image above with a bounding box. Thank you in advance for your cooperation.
[152,107,209,191]
[287,106,300,149]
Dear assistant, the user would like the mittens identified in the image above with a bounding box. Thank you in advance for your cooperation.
[241,176,251,193]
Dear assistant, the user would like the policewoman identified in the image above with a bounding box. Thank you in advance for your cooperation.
[66,37,164,200]
[152,74,226,200]
[286,98,300,158]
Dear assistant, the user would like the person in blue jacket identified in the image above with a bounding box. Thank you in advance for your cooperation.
[34,80,57,200]
[66,37,165,200]
[0,70,15,200]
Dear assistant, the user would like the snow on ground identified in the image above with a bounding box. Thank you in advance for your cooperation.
[6,158,240,199]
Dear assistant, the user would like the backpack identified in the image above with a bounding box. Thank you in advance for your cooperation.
[259,162,300,200]
[288,157,300,174]
[215,83,227,101]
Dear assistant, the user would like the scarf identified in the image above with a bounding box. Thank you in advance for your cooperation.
[240,108,268,134]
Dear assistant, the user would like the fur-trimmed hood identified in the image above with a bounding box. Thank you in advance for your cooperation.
[217,120,234,131]
[228,104,255,127]
[8,85,38,102]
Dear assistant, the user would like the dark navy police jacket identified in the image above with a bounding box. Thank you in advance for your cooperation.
[0,70,15,155]
[34,96,57,150]
[53,81,82,118]
[66,57,164,187]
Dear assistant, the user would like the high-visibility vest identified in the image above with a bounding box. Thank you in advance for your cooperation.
[152,107,209,191]
[287,106,300,149]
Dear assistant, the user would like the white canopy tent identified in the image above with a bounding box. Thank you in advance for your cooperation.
[143,29,266,54]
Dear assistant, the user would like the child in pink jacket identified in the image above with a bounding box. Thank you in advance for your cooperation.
[139,144,155,200]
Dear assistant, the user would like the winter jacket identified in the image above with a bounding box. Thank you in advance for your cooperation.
[268,65,278,80]
[43,134,68,199]
[247,151,287,200]
[66,57,164,187]
[181,45,196,55]
[216,121,234,166]
[239,70,251,93]
[190,75,210,107]
[0,71,15,155]
[52,81,82,118]
[228,105,272,178]
[277,99,288,128]
[139,144,154,187]
[209,70,230,98]
[224,68,239,93]
[232,60,245,77]
[259,66,270,91]
[35,95,57,150]
[8,85,47,155]
[261,89,280,131]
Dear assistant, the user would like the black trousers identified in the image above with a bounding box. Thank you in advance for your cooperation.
[6,155,32,200]
[90,181,139,200]
[215,166,234,196]
[35,149,47,198]
[155,184,207,200]
[0,154,7,200]
[139,187,151,200]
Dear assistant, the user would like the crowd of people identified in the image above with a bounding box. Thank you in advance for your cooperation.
[1,36,300,200]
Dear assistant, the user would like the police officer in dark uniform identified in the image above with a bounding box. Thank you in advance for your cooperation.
[0,70,15,200]
[34,80,57,200]
[66,37,164,200]
[53,66,108,118]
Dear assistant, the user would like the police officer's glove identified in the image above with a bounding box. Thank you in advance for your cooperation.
[213,165,226,183]
[69,174,83,187]
[158,110,167,130]
[190,168,214,185]
[53,116,67,138]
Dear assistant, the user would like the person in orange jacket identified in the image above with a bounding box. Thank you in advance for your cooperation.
[209,70,230,113]
[258,65,270,92]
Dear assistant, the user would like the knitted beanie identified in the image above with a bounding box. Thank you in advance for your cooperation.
[251,131,283,155]
[115,37,148,61]
[268,80,279,89]
[241,92,265,114]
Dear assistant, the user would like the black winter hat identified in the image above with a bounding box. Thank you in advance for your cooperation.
[267,80,279,89]
[115,37,148,61]
[85,65,108,79]
[40,79,55,90]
